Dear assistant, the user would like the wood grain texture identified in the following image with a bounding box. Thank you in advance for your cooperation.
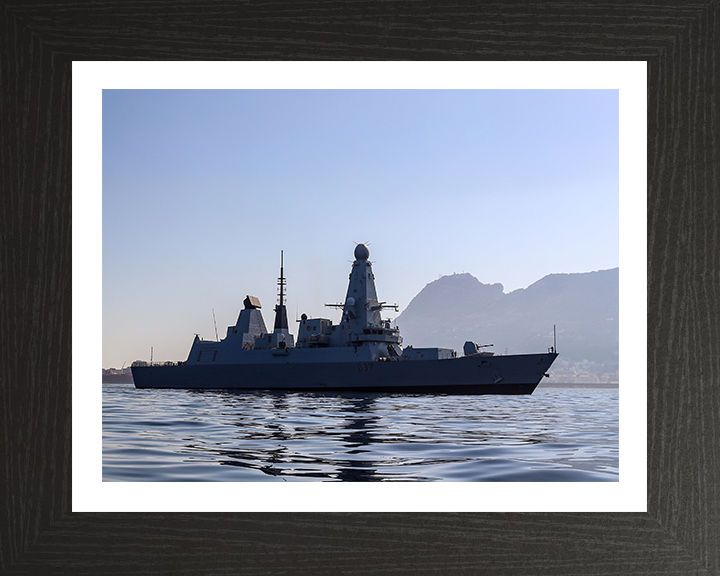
[1,1,718,574]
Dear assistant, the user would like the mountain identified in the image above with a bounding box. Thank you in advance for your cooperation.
[395,268,618,370]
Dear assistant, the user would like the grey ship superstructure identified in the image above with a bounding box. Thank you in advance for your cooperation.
[132,244,558,394]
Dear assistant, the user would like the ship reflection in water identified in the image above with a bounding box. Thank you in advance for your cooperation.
[102,383,618,482]
[215,394,383,482]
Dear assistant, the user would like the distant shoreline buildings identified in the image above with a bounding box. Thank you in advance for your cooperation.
[546,358,618,385]
[101,366,133,383]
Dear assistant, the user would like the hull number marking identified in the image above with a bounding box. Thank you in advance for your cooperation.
[357,363,373,372]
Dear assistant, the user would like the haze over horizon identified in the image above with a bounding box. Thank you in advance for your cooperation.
[103,89,619,368]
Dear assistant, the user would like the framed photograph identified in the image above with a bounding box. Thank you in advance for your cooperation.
[3,3,717,574]
[83,63,640,509]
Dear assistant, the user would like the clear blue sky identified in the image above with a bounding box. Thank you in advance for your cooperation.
[103,89,618,368]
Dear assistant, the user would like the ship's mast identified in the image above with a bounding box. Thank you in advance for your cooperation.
[279,250,285,308]
[273,250,289,331]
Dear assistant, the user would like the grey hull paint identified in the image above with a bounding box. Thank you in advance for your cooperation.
[132,352,558,395]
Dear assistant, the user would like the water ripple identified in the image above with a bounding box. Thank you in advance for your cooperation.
[103,384,618,482]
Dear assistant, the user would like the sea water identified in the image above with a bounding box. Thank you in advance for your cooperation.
[102,383,618,482]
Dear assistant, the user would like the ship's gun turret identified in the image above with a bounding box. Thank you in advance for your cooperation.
[463,341,495,356]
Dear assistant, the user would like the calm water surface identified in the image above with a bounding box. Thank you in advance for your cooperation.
[103,383,618,482]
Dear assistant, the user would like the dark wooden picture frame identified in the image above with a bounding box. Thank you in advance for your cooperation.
[2,3,718,574]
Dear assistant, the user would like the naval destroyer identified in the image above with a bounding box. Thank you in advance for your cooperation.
[132,244,558,394]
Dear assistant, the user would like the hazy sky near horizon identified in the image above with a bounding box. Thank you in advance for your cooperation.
[103,89,618,368]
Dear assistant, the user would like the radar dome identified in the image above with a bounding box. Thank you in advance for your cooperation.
[354,243,370,260]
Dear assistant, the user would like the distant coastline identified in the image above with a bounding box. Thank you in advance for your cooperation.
[102,367,133,383]
[538,381,618,389]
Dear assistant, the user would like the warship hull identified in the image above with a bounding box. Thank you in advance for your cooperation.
[131,244,560,395]
[132,352,557,395]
